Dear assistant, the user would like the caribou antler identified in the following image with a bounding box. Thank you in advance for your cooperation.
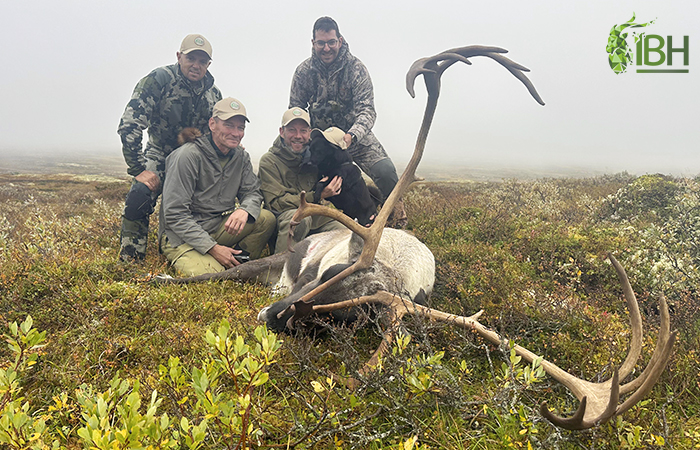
[287,254,675,430]
[284,45,545,317]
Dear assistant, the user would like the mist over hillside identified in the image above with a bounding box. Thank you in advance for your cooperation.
[2,150,689,183]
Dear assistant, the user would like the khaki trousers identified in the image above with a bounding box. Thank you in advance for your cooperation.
[161,209,275,276]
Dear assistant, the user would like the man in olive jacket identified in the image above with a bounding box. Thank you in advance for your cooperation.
[258,107,345,254]
[159,98,275,276]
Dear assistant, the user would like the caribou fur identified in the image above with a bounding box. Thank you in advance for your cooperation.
[257,228,435,332]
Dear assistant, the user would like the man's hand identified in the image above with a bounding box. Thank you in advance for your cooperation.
[208,244,243,269]
[343,133,353,148]
[135,170,160,191]
[224,209,249,236]
[320,176,343,199]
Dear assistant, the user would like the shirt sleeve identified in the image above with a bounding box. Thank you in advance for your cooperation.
[346,60,377,143]
[289,61,313,110]
[117,71,165,177]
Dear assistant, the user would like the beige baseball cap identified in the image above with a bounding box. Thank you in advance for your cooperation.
[212,97,249,122]
[281,107,311,127]
[180,34,213,59]
[310,126,348,150]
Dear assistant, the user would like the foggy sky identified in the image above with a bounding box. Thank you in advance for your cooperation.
[1,0,698,176]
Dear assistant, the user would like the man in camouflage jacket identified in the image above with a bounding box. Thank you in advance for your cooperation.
[117,34,222,261]
[289,16,407,227]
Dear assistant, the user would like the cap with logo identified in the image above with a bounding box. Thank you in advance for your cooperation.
[281,107,311,127]
[212,97,249,122]
[180,34,213,59]
[310,126,348,150]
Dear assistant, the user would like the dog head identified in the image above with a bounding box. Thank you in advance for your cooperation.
[309,128,353,173]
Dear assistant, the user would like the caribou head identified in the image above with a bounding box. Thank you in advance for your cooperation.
[156,45,675,430]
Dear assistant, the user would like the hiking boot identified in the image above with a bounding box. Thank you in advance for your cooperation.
[119,244,146,262]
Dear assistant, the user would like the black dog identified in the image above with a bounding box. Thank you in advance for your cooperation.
[309,133,380,226]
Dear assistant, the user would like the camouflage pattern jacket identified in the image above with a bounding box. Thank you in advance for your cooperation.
[258,136,319,214]
[159,135,263,255]
[289,41,380,147]
[118,64,222,177]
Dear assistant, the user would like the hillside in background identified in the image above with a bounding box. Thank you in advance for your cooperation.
[0,151,625,183]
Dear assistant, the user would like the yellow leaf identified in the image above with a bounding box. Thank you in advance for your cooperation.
[404,435,418,450]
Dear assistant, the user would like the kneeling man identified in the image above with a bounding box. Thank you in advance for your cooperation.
[159,97,275,275]
[258,107,345,254]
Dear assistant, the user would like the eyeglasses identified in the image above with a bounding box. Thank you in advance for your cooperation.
[313,39,339,49]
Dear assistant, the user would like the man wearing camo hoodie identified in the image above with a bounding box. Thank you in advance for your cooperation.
[117,34,222,261]
[289,16,407,228]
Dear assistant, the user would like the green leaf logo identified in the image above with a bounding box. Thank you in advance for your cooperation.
[606,13,656,74]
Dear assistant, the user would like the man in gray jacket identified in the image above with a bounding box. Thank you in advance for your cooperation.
[289,16,407,228]
[159,97,275,276]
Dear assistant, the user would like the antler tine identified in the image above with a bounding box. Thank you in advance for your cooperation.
[290,255,672,430]
[539,290,675,429]
[608,254,643,380]
[287,191,371,252]
[620,295,673,394]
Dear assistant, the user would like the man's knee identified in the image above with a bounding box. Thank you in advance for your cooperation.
[173,251,225,277]
[256,209,276,232]
[369,158,399,200]
[124,182,156,221]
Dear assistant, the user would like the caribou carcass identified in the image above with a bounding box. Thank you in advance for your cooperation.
[155,45,675,431]
[258,228,434,332]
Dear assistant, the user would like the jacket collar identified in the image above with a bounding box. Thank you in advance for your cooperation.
[270,136,310,168]
[175,64,216,93]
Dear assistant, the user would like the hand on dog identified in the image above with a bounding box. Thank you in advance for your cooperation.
[320,176,343,199]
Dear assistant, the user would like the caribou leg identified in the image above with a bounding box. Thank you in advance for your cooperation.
[152,251,289,286]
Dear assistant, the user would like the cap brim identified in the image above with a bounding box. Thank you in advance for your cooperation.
[181,48,212,59]
[216,112,249,122]
[282,117,311,127]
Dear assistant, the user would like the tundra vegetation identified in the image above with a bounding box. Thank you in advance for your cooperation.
[0,171,699,449]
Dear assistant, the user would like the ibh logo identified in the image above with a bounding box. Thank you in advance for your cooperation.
[606,13,690,74]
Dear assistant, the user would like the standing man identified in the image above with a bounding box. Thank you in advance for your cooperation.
[289,16,407,228]
[159,98,275,276]
[258,107,345,254]
[118,34,222,261]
